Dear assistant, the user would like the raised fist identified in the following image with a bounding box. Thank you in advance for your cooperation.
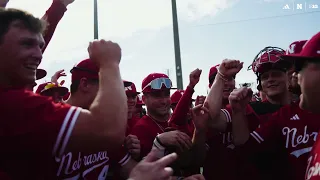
[218,59,243,78]
[192,102,210,131]
[189,68,202,88]
[228,87,253,113]
[195,95,206,106]
[87,40,121,67]
[56,0,75,7]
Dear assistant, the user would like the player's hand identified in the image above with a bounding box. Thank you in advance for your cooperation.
[184,174,205,180]
[0,0,9,8]
[195,95,206,106]
[218,59,243,78]
[56,0,75,6]
[87,40,121,67]
[51,69,66,84]
[189,68,202,88]
[125,135,141,160]
[128,149,177,180]
[229,87,253,113]
[192,102,210,131]
[157,131,192,152]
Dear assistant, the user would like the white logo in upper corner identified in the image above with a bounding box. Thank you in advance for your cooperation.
[290,114,300,120]
[288,43,296,54]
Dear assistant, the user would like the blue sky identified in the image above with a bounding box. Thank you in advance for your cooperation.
[7,0,320,97]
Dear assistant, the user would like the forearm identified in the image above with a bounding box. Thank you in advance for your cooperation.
[206,76,227,130]
[232,111,250,145]
[42,0,67,52]
[89,64,127,142]
[190,129,207,166]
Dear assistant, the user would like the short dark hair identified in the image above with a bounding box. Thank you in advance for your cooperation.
[0,8,47,43]
[70,79,99,94]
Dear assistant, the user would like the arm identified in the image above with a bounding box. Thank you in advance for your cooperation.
[71,63,127,148]
[41,0,69,52]
[120,158,138,179]
[189,129,207,167]
[231,110,249,145]
[232,110,280,148]
[205,75,229,131]
[168,85,194,126]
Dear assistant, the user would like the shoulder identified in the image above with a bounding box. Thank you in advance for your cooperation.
[0,89,80,128]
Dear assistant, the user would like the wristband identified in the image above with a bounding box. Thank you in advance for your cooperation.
[152,136,166,158]
[156,135,166,147]
[217,71,229,82]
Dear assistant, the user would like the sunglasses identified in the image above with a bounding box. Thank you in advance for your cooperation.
[142,78,172,91]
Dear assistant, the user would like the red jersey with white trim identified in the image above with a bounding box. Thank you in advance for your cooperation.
[305,132,320,180]
[80,146,131,180]
[204,101,285,180]
[203,105,261,180]
[131,115,168,158]
[0,88,81,179]
[248,102,320,180]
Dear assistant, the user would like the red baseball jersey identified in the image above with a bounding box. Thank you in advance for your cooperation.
[131,115,168,158]
[80,146,131,180]
[0,88,131,179]
[204,101,285,180]
[247,102,320,180]
[0,88,81,179]
[305,133,320,180]
[203,105,260,180]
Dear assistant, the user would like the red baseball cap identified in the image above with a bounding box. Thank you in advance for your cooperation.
[171,90,195,104]
[124,80,140,95]
[36,69,47,80]
[35,82,69,97]
[285,40,308,55]
[70,59,99,82]
[208,64,219,88]
[141,73,175,93]
[282,32,320,60]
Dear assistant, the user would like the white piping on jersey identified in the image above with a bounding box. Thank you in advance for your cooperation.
[250,131,264,143]
[53,106,76,159]
[119,153,131,167]
[221,109,231,123]
[59,107,82,158]
[53,106,82,161]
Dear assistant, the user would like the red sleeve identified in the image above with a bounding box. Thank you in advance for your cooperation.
[0,90,81,159]
[42,0,67,52]
[246,111,280,147]
[223,104,255,132]
[109,145,131,167]
[130,124,154,159]
[168,86,194,126]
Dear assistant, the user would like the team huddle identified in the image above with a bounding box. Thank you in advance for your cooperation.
[1,0,320,180]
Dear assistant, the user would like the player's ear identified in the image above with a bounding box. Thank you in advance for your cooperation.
[79,78,89,92]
